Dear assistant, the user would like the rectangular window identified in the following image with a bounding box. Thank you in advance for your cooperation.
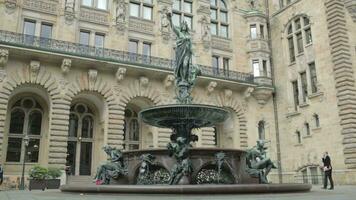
[296,32,304,53]
[260,24,264,39]
[184,16,192,29]
[220,25,228,38]
[288,37,295,63]
[40,23,52,39]
[143,43,151,56]
[173,0,181,10]
[262,60,267,76]
[143,42,151,63]
[250,24,257,39]
[128,40,138,53]
[129,2,140,17]
[6,137,22,162]
[300,71,308,103]
[309,62,318,93]
[220,11,228,23]
[172,13,181,27]
[292,80,299,110]
[97,0,107,9]
[212,56,219,75]
[305,28,312,44]
[210,9,217,20]
[94,33,104,48]
[79,31,90,45]
[183,1,192,13]
[295,18,301,30]
[143,6,152,20]
[223,58,229,76]
[82,0,92,7]
[252,59,260,77]
[24,20,36,35]
[211,23,218,35]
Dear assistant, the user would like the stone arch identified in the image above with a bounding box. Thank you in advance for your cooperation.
[63,75,122,150]
[0,68,63,166]
[282,13,312,35]
[214,91,248,149]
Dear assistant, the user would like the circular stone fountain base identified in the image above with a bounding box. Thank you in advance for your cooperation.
[60,183,312,194]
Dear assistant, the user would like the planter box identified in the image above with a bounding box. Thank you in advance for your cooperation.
[46,179,61,189]
[29,179,46,191]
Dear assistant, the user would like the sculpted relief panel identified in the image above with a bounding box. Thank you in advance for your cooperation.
[23,0,58,15]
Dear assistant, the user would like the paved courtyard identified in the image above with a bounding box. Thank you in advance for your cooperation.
[1,186,356,200]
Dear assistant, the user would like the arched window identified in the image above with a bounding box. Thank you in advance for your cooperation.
[210,0,229,38]
[66,103,95,175]
[304,122,310,136]
[6,97,43,163]
[124,108,140,150]
[286,16,312,63]
[313,114,320,128]
[172,0,193,28]
[296,131,301,144]
[258,121,265,140]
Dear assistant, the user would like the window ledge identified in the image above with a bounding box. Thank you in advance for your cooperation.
[303,135,312,139]
[4,162,38,165]
[294,143,303,147]
[296,52,304,57]
[212,35,232,41]
[80,5,109,13]
[286,111,301,118]
[312,127,322,132]
[129,16,154,24]
[308,92,323,99]
[288,62,296,67]
[299,103,309,108]
[305,43,313,48]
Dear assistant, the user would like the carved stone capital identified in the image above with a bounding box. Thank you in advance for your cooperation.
[30,60,40,78]
[88,69,98,90]
[224,89,233,99]
[139,76,149,87]
[115,67,127,82]
[164,74,175,88]
[61,58,72,74]
[0,49,9,68]
[252,86,274,105]
[206,81,217,94]
[244,87,255,99]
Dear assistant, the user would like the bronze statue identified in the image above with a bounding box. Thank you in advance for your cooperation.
[166,13,201,104]
[94,145,127,185]
[136,154,156,185]
[245,140,277,184]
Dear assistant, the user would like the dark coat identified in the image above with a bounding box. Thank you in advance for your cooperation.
[322,155,332,169]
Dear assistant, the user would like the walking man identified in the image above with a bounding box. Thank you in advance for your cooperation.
[322,152,334,190]
[0,163,3,185]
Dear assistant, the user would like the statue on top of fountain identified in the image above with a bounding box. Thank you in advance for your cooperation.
[94,145,128,185]
[167,12,201,104]
[246,140,277,184]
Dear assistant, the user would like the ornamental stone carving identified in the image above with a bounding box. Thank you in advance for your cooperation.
[61,58,71,74]
[80,7,109,25]
[164,74,175,89]
[115,67,126,82]
[64,0,75,24]
[116,0,128,31]
[252,86,274,105]
[224,89,233,99]
[159,6,171,40]
[206,81,217,95]
[0,49,9,68]
[129,18,154,35]
[345,0,356,22]
[244,87,255,99]
[139,76,149,87]
[0,70,7,82]
[30,60,41,80]
[88,69,98,90]
[212,36,232,52]
[5,0,17,13]
[23,0,58,15]
[199,16,211,50]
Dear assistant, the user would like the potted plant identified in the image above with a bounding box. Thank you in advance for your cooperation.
[46,167,62,189]
[28,165,48,191]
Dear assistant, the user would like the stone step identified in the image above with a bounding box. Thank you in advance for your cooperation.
[67,176,94,185]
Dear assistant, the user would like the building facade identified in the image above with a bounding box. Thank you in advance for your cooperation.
[0,0,355,187]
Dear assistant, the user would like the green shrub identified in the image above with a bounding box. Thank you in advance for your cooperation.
[47,167,62,179]
[29,165,48,180]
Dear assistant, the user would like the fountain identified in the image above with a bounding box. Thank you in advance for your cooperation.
[60,13,311,194]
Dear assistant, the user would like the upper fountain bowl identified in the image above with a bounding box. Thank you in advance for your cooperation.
[139,104,230,129]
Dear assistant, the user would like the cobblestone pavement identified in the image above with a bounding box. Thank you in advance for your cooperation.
[1,186,356,200]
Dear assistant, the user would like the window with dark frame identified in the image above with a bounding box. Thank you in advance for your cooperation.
[94,33,105,48]
[212,56,219,75]
[300,71,308,103]
[305,122,310,136]
[173,0,193,28]
[292,80,299,110]
[79,30,90,46]
[210,0,228,38]
[40,23,52,39]
[309,62,318,93]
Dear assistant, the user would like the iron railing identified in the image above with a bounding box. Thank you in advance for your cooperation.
[0,30,254,84]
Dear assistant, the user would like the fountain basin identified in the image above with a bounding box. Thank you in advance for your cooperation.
[139,104,230,129]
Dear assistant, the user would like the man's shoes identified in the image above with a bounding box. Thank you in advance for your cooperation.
[321,187,327,189]
[328,188,334,190]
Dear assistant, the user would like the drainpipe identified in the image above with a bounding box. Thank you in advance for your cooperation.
[265,0,283,183]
